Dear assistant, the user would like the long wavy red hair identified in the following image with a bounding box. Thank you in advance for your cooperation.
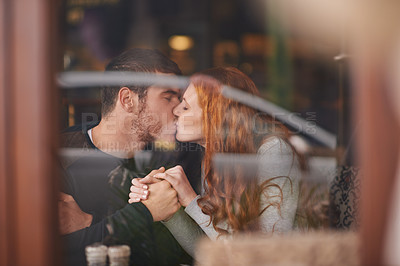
[191,67,294,235]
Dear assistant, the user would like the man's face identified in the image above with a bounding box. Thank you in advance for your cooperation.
[132,85,181,143]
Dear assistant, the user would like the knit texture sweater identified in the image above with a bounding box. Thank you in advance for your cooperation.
[163,137,301,257]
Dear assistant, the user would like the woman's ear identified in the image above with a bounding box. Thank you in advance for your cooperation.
[118,87,138,113]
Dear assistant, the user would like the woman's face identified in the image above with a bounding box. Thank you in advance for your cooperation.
[173,83,204,145]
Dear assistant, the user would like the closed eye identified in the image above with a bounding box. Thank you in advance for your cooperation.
[161,89,180,103]
[182,98,189,110]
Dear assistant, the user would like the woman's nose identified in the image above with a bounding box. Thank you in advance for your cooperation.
[173,103,182,117]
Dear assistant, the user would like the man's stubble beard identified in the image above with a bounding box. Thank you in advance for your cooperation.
[131,102,162,144]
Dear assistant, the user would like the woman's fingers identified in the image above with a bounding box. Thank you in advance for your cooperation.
[128,184,149,203]
[147,167,165,177]
[130,185,149,196]
[165,166,185,179]
[154,173,178,187]
[128,189,148,201]
[153,173,167,179]
[131,178,148,189]
[161,165,197,207]
[129,191,148,200]
[153,173,171,183]
[165,165,183,174]
[128,197,140,204]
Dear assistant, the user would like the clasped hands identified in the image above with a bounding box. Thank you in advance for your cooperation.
[128,165,198,221]
[57,165,197,235]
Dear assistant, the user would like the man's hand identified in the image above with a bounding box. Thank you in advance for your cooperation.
[141,180,181,221]
[128,167,165,203]
[58,193,93,235]
[153,165,198,207]
[129,165,197,207]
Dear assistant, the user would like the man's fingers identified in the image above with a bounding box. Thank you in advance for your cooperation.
[141,180,181,222]
[148,180,172,195]
[160,183,178,203]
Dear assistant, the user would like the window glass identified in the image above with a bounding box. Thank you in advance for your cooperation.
[58,0,356,265]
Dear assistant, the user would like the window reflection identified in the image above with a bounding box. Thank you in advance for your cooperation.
[58,0,355,265]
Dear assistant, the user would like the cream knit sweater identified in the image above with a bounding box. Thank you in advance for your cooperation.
[163,137,302,257]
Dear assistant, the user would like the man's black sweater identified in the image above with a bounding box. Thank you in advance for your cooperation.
[60,122,203,266]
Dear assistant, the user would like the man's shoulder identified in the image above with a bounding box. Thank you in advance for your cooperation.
[61,130,87,149]
[61,121,98,149]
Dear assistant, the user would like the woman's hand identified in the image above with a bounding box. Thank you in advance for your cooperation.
[153,165,198,207]
[128,167,165,203]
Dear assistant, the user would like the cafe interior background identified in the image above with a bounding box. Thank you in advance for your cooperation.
[61,0,350,228]
[1,0,400,265]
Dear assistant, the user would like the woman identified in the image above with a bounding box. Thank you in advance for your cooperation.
[129,67,303,256]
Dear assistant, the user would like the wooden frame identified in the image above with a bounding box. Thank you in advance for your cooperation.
[0,0,61,265]
[354,41,400,265]
[0,1,399,265]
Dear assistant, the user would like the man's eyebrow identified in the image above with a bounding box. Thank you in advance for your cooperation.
[161,89,180,95]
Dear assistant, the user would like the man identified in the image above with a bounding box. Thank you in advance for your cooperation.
[60,48,203,265]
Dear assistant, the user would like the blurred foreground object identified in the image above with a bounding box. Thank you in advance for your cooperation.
[108,245,131,266]
[85,243,107,266]
[329,166,361,230]
[195,231,359,266]
[383,29,400,266]
[265,0,400,265]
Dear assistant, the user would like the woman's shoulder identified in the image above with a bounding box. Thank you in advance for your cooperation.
[256,136,302,180]
[257,136,294,156]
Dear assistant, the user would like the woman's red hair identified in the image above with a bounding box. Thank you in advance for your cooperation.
[191,67,294,235]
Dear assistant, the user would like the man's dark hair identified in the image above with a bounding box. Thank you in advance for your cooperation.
[101,48,181,116]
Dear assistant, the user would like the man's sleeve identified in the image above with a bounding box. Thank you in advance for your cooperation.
[62,203,158,266]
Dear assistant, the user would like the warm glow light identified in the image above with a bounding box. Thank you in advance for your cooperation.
[168,35,194,51]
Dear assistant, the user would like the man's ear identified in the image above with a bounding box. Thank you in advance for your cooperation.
[118,87,138,113]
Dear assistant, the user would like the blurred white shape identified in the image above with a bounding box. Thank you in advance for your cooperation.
[58,72,337,148]
[222,85,337,149]
[267,0,353,42]
[58,71,190,89]
[289,135,310,154]
[307,156,337,183]
[59,148,152,173]
[212,153,260,179]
